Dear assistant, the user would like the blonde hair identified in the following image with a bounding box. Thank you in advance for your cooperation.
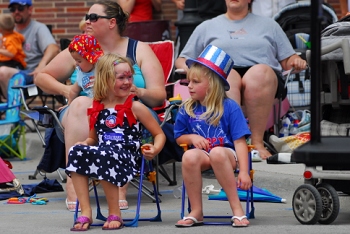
[183,63,227,126]
[78,17,86,33]
[93,53,134,101]
[0,14,15,31]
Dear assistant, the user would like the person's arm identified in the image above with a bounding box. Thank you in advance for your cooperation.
[133,101,166,160]
[234,137,252,191]
[0,48,14,58]
[133,41,166,107]
[68,82,81,105]
[117,0,136,14]
[340,0,349,17]
[174,57,189,73]
[152,0,162,12]
[35,48,76,99]
[176,134,210,151]
[171,0,184,10]
[32,43,60,76]
[280,54,307,71]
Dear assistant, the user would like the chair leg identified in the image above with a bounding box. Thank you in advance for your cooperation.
[73,158,162,228]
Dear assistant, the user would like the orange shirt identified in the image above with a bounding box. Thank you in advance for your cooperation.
[129,0,153,22]
[0,31,26,68]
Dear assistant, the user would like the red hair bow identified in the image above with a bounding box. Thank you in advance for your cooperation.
[115,95,137,127]
[87,100,105,130]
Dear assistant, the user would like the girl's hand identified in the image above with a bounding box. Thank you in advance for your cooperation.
[130,84,139,97]
[191,135,210,151]
[74,141,88,146]
[57,104,67,112]
[141,144,157,160]
[236,173,252,191]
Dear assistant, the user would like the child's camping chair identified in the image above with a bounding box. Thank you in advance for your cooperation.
[73,155,162,228]
[0,73,26,160]
[179,144,255,225]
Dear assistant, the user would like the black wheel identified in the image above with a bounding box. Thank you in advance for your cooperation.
[316,183,340,224]
[292,184,322,224]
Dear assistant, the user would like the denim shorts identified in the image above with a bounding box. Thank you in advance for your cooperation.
[54,105,69,143]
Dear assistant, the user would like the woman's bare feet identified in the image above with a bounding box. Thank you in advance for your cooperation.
[66,178,79,211]
[254,144,272,160]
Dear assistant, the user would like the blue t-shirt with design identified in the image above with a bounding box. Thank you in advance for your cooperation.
[174,98,251,151]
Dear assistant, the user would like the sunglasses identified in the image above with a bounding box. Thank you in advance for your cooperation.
[9,5,27,13]
[85,13,113,22]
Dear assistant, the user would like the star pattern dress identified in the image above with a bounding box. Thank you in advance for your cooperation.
[65,95,142,187]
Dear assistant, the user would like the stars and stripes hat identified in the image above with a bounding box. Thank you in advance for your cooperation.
[186,45,234,91]
[68,34,103,64]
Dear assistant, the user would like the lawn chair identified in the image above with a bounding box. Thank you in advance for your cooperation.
[0,73,26,160]
[179,144,255,225]
[73,155,162,228]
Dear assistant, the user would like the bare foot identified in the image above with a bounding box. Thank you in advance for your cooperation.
[255,146,272,160]
[102,215,123,230]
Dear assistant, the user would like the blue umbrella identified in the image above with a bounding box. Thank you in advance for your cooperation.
[208,185,286,203]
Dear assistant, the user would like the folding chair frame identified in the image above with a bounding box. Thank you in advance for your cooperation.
[73,156,162,227]
[180,146,255,225]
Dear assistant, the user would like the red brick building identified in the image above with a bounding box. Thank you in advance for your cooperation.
[0,0,344,45]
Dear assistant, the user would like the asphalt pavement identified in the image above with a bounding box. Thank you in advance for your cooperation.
[1,121,350,234]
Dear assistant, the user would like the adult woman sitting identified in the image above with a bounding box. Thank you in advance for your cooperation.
[175,0,307,162]
[35,0,166,211]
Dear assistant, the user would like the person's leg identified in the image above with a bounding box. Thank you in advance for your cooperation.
[241,64,278,159]
[100,181,123,229]
[118,184,128,210]
[61,96,92,208]
[209,147,249,226]
[176,149,210,225]
[70,172,92,230]
[0,66,19,99]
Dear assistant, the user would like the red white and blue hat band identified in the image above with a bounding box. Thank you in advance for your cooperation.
[186,45,234,91]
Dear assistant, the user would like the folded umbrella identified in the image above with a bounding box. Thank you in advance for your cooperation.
[208,185,286,203]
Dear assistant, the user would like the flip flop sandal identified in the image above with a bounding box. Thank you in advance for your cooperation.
[102,215,124,230]
[66,198,81,212]
[118,199,128,210]
[175,216,204,227]
[231,215,249,227]
[70,216,92,231]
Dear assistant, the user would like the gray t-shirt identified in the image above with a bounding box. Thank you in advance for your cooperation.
[180,13,296,72]
[16,20,56,71]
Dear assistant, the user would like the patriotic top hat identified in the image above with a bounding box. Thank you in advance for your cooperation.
[186,45,234,91]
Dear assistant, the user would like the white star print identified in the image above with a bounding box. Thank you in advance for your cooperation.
[89,163,99,174]
[109,167,117,178]
[66,164,77,172]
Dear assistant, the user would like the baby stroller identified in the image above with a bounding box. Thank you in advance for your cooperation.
[273,1,337,110]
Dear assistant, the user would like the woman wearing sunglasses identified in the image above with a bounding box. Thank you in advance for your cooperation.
[34,0,166,222]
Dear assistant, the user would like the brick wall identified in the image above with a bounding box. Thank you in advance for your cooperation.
[0,0,178,43]
[0,0,343,45]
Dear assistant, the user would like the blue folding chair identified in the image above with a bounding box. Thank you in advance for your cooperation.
[179,145,255,225]
[0,73,26,160]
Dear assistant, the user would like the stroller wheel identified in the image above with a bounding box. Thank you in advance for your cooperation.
[292,184,322,224]
[316,183,339,224]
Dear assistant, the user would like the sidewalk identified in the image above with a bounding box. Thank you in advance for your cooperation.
[1,123,350,234]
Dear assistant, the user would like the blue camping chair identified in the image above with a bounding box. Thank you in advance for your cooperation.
[0,73,26,160]
[179,144,255,225]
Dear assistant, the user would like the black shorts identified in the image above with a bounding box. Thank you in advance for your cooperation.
[233,66,287,100]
